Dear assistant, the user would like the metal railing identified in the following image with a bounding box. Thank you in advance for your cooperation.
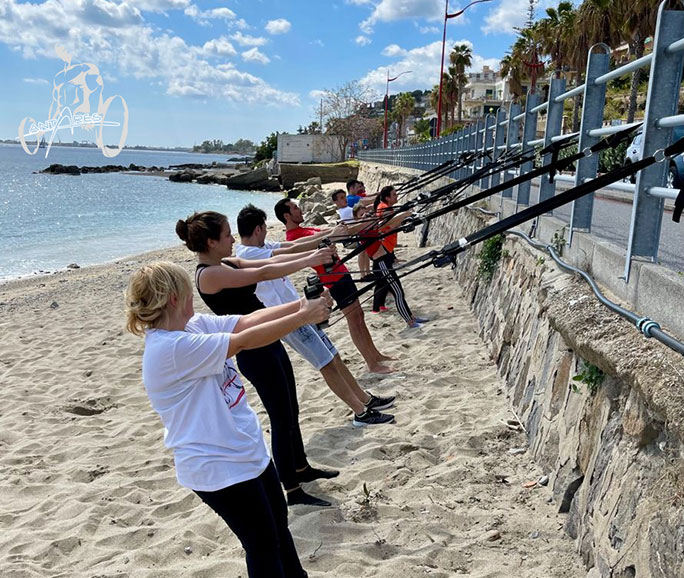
[358,0,684,283]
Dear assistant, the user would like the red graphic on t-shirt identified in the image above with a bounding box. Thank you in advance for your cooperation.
[220,366,245,409]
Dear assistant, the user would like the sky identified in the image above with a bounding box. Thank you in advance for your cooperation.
[0,0,560,148]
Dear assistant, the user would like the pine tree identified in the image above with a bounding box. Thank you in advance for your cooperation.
[526,0,536,27]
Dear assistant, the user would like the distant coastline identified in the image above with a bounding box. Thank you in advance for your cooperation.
[0,139,253,156]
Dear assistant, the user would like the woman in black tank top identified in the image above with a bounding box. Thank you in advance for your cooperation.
[195,261,264,315]
[177,211,337,507]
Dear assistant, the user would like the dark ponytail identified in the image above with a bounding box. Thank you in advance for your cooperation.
[175,219,189,243]
[176,211,227,253]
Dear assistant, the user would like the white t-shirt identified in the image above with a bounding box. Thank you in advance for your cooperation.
[337,206,354,222]
[142,313,270,492]
[236,241,300,307]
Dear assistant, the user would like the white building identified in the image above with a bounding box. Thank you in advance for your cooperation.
[276,133,343,163]
[462,66,511,120]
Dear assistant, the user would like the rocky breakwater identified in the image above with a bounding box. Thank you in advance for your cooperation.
[288,177,337,225]
[357,162,684,578]
[40,163,163,175]
[40,161,245,185]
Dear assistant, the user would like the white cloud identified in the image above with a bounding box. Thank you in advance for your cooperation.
[360,38,500,94]
[265,18,291,35]
[242,47,270,64]
[23,77,49,85]
[198,37,237,57]
[232,31,268,47]
[418,24,440,34]
[309,89,329,100]
[184,4,236,26]
[134,1,190,12]
[482,0,557,35]
[310,39,324,47]
[381,44,405,57]
[361,0,443,34]
[0,0,296,105]
[82,0,142,27]
[355,35,372,46]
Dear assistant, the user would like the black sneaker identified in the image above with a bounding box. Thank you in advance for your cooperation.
[365,392,396,411]
[352,409,395,427]
[287,488,331,507]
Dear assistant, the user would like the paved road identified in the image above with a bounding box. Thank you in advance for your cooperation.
[516,181,684,275]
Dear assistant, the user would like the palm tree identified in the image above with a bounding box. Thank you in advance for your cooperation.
[430,76,453,129]
[393,92,416,142]
[449,44,472,122]
[577,0,622,48]
[622,0,658,122]
[536,1,576,78]
[500,54,524,102]
[444,69,460,127]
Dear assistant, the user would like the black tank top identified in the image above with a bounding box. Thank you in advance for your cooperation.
[195,261,265,316]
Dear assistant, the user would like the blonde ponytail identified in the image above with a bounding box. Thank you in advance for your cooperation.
[124,262,192,336]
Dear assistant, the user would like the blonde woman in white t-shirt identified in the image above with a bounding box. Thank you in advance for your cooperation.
[124,261,330,578]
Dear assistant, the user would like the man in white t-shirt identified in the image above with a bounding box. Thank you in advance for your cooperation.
[332,188,354,222]
[235,204,396,427]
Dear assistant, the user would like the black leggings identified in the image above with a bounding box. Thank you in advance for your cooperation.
[236,341,308,491]
[195,461,307,578]
[372,252,413,322]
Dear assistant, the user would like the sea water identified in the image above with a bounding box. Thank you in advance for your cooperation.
[0,144,279,281]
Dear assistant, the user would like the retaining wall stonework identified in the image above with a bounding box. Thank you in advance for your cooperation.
[359,162,684,578]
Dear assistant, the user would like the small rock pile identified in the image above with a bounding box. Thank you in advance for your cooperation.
[168,170,232,185]
[289,177,337,225]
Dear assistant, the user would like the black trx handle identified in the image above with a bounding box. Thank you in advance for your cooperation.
[674,186,684,223]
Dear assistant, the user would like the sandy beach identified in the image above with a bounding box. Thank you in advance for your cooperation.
[0,232,585,577]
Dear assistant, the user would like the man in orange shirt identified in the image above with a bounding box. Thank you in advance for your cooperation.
[274,198,395,373]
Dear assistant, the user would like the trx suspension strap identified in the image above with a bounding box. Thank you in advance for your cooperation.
[429,135,684,267]
[319,133,684,316]
[334,126,632,269]
[395,159,456,192]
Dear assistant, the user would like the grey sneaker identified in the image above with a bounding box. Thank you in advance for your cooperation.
[352,409,395,427]
[365,392,396,411]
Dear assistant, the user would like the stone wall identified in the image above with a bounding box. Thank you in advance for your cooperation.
[279,163,358,189]
[358,162,684,578]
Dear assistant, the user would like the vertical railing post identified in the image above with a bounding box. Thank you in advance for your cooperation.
[473,120,484,181]
[503,102,522,198]
[491,107,507,190]
[539,76,566,206]
[463,124,473,178]
[480,114,495,190]
[517,91,541,206]
[457,129,464,180]
[625,3,684,281]
[438,134,444,168]
[570,44,610,235]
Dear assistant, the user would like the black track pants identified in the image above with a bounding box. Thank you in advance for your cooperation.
[195,461,308,578]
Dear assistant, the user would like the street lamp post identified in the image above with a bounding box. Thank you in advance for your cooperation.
[383,69,412,149]
[436,0,494,138]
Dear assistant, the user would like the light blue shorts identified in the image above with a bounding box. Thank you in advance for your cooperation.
[282,324,338,370]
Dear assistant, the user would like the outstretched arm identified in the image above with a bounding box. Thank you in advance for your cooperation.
[272,223,348,254]
[228,294,331,356]
[232,250,317,268]
[199,248,333,294]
